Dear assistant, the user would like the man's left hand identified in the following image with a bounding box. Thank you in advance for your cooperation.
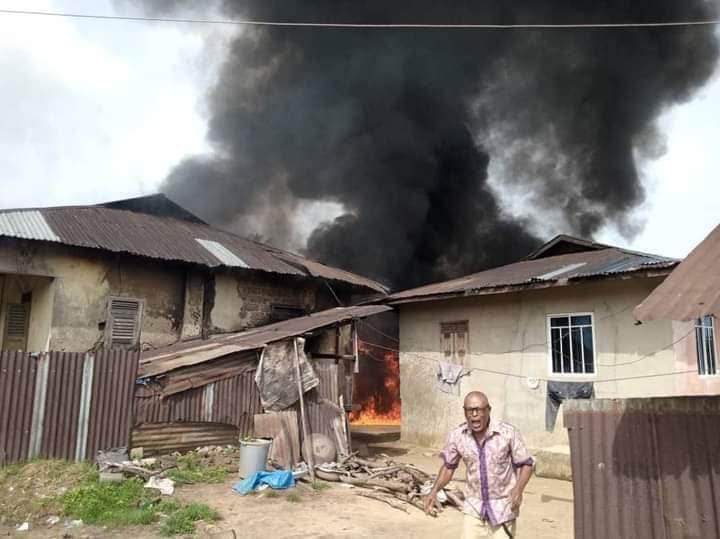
[510,487,523,512]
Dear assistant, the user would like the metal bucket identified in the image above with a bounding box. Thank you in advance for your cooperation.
[238,438,272,478]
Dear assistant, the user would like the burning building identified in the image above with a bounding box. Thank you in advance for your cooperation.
[133,1,720,434]
[349,312,401,426]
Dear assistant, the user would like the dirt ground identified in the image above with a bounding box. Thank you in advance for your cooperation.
[189,440,573,539]
[1,439,573,538]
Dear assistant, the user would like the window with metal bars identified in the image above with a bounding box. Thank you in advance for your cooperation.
[696,315,717,376]
[105,297,143,349]
[548,314,595,375]
[440,321,468,364]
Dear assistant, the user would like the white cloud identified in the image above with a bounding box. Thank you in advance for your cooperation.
[0,0,226,208]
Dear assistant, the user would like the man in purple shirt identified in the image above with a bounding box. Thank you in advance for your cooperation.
[424,391,534,538]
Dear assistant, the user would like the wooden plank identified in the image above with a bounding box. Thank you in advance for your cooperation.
[253,411,300,469]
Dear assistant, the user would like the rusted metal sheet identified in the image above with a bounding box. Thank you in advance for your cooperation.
[388,243,677,304]
[254,411,301,468]
[134,369,261,439]
[0,351,37,465]
[305,359,341,440]
[213,370,262,437]
[635,224,720,322]
[159,351,257,397]
[139,304,392,377]
[41,351,84,461]
[134,385,205,425]
[86,349,138,459]
[131,422,240,455]
[0,350,138,465]
[564,397,720,539]
[0,198,387,293]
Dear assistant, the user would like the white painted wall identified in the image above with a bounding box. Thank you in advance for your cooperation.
[398,277,720,449]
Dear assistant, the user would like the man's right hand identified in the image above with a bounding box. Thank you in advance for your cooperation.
[423,492,438,515]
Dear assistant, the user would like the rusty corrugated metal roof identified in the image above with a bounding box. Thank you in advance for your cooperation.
[138,304,392,378]
[0,195,387,294]
[565,397,720,539]
[387,242,677,304]
[634,223,720,322]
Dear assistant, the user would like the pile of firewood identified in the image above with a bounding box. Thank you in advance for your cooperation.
[314,453,463,516]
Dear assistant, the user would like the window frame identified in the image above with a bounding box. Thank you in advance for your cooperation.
[695,315,718,377]
[546,312,597,378]
[440,320,469,364]
[104,296,144,350]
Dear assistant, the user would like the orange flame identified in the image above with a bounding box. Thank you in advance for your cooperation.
[350,349,401,426]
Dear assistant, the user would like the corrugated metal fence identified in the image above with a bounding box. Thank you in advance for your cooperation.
[0,350,138,465]
[565,397,720,539]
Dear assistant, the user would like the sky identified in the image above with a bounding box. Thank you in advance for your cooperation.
[0,0,718,262]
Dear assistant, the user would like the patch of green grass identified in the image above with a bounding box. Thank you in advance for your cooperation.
[159,503,220,537]
[0,459,222,535]
[310,481,331,492]
[261,490,279,499]
[61,478,221,535]
[0,460,97,522]
[61,478,156,526]
[286,492,302,503]
[166,452,229,485]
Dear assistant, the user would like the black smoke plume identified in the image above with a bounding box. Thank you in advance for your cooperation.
[138,1,719,289]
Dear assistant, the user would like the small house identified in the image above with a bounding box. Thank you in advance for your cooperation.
[0,194,386,353]
[387,235,720,449]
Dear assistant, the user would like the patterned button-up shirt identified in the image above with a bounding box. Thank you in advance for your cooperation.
[440,419,534,526]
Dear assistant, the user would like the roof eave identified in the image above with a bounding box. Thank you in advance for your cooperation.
[388,266,676,306]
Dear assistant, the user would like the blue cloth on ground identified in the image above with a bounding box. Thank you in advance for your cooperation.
[233,470,295,495]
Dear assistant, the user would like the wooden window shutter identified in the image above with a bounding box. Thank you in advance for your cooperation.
[441,331,453,357]
[3,303,30,351]
[440,321,469,363]
[106,297,143,349]
[456,330,467,359]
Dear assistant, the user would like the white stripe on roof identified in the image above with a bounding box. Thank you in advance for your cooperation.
[536,262,587,280]
[0,210,60,242]
[196,238,249,268]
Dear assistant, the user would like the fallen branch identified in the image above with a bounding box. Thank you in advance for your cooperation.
[338,475,410,493]
[368,466,401,479]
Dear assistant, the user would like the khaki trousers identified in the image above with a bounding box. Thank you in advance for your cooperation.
[461,514,518,538]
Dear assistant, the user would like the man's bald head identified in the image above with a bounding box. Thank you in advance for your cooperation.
[464,391,489,408]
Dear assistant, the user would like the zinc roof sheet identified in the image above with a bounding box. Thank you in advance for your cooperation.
[0,201,387,293]
[0,210,60,242]
[388,245,677,303]
[138,304,392,377]
[634,223,720,322]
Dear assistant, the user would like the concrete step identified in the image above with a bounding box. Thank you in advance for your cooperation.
[532,445,572,482]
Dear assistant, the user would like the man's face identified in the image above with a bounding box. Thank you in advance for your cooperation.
[464,395,491,433]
